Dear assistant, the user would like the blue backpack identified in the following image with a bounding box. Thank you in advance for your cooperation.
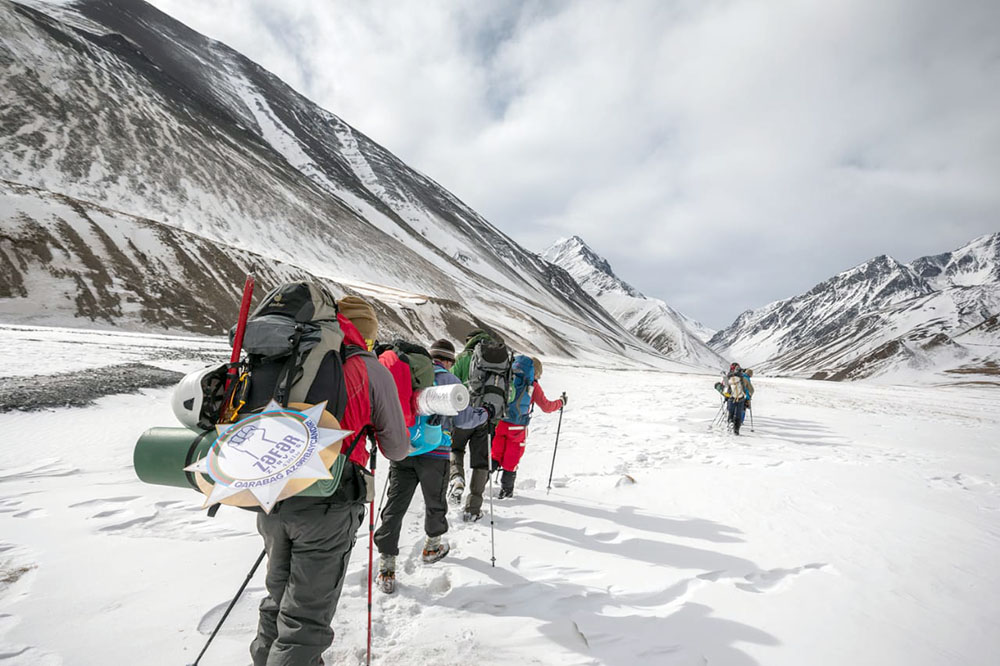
[505,355,535,426]
[407,366,450,456]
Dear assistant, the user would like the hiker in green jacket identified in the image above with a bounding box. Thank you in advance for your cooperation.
[448,330,510,521]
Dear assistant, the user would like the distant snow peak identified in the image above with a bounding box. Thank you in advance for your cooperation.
[543,235,723,368]
[543,235,642,298]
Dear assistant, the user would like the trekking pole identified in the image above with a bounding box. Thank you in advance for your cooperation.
[373,470,389,529]
[488,469,496,568]
[708,402,725,430]
[749,403,755,433]
[367,443,377,666]
[190,548,266,666]
[546,393,566,494]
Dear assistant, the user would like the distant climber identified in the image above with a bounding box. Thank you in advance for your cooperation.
[723,362,753,435]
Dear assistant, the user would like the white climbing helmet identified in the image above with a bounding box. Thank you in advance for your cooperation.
[171,365,225,429]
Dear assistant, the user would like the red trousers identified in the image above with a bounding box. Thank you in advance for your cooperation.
[490,421,528,472]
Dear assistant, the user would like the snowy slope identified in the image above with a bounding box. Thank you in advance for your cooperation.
[544,236,725,369]
[0,0,665,364]
[710,233,1000,382]
[1,329,998,665]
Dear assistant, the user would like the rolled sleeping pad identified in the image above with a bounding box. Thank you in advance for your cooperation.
[415,383,469,416]
[133,426,346,497]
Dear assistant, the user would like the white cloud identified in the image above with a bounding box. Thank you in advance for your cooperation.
[147,0,1000,327]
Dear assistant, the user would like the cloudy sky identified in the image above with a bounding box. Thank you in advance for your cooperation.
[147,0,999,328]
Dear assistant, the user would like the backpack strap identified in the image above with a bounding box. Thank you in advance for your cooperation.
[343,424,373,461]
[275,323,307,407]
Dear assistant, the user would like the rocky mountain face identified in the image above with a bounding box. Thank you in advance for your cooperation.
[710,233,1000,382]
[543,236,725,369]
[0,0,672,366]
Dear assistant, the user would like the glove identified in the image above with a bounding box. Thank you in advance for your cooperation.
[490,458,501,473]
[560,393,568,408]
[482,403,496,422]
[744,399,751,411]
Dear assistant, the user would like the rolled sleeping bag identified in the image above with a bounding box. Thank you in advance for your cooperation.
[415,383,469,416]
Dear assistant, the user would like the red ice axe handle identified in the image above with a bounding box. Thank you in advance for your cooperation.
[225,273,255,392]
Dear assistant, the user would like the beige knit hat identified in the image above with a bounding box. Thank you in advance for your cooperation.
[337,296,378,342]
[531,357,543,378]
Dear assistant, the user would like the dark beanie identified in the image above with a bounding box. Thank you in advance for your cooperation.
[429,338,456,362]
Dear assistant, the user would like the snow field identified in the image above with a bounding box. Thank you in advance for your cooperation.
[0,354,998,665]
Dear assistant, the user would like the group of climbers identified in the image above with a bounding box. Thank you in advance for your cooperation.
[166,277,781,666]
[376,329,565,593]
[215,282,564,664]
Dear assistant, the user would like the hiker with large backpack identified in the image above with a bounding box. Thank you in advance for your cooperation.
[241,286,409,666]
[490,356,565,498]
[723,362,754,436]
[373,339,490,593]
[448,330,512,522]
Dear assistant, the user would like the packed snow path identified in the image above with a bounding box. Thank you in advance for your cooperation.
[1,355,998,664]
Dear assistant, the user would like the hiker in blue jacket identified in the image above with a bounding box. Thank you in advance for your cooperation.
[373,338,489,593]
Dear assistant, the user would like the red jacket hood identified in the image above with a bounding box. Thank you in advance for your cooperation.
[338,313,367,349]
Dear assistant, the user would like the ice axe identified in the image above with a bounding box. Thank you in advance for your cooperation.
[546,392,567,494]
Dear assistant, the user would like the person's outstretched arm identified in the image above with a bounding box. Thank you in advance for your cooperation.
[531,382,564,414]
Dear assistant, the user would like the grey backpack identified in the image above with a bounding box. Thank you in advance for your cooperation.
[467,338,513,420]
[233,282,347,414]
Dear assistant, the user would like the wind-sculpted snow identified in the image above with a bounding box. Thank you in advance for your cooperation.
[544,236,725,369]
[710,233,1000,383]
[0,0,665,364]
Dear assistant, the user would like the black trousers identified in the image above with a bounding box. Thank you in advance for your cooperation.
[450,421,492,470]
[373,455,449,557]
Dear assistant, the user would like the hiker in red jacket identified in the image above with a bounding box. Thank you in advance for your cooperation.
[490,356,565,498]
[250,294,409,666]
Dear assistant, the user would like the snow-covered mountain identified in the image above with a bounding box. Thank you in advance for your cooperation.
[710,233,1000,381]
[0,0,675,366]
[543,236,725,369]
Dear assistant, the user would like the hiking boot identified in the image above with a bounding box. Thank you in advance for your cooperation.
[448,477,465,504]
[421,537,450,564]
[498,487,513,499]
[462,509,483,523]
[376,569,396,594]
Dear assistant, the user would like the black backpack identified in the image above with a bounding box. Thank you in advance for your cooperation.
[232,282,350,419]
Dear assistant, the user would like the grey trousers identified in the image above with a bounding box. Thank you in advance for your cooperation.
[250,497,366,666]
[374,455,449,557]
